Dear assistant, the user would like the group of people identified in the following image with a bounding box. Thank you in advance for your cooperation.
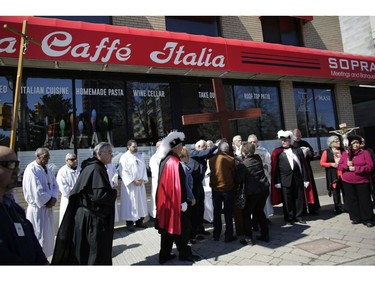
[1,126,374,265]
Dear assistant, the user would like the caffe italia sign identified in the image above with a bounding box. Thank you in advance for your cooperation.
[1,16,375,81]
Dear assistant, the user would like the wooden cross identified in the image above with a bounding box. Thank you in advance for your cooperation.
[181,78,262,144]
[3,20,40,150]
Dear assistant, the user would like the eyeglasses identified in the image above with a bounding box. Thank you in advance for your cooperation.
[67,158,77,161]
[0,160,20,169]
[101,151,114,157]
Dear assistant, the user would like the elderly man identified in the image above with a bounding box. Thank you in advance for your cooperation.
[52,142,117,265]
[188,139,217,240]
[56,153,79,226]
[22,147,59,258]
[0,146,49,265]
[270,130,314,225]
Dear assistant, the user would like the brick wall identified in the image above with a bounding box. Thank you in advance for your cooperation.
[112,16,165,30]
[221,16,263,41]
[303,16,344,51]
[334,84,355,127]
[279,81,298,130]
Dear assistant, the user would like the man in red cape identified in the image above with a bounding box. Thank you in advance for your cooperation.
[155,131,201,264]
[270,130,314,225]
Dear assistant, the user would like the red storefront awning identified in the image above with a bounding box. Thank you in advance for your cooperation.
[1,16,375,84]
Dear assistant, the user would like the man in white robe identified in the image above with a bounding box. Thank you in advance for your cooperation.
[248,134,274,218]
[148,141,161,220]
[118,139,148,231]
[22,147,59,258]
[56,153,79,226]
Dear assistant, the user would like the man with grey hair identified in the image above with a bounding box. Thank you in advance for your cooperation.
[56,153,80,226]
[52,142,117,265]
[188,139,217,240]
[22,147,59,258]
[232,135,242,157]
[208,141,236,242]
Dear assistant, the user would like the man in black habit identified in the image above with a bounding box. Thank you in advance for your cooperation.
[52,142,117,265]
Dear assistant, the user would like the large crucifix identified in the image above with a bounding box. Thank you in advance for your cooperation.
[181,78,262,146]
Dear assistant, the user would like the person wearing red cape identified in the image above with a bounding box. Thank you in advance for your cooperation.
[270,130,315,225]
[155,131,201,264]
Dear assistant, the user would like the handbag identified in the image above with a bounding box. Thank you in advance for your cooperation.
[236,185,246,209]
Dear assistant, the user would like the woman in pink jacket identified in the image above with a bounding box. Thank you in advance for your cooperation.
[337,135,374,227]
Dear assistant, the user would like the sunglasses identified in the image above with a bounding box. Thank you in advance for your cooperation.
[67,158,77,161]
[0,160,20,169]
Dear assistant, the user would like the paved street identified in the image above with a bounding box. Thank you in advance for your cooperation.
[111,194,375,267]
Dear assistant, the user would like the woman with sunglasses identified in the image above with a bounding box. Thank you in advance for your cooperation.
[338,135,374,227]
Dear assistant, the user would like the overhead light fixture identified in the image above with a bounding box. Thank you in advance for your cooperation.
[54,61,59,69]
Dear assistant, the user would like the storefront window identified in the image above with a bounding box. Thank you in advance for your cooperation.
[294,86,337,152]
[0,76,14,146]
[75,79,126,148]
[14,77,73,152]
[233,84,282,140]
[126,81,171,145]
[181,82,222,143]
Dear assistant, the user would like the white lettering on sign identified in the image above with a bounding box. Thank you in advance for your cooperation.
[0,37,17,54]
[41,31,132,63]
[20,86,70,95]
[317,95,330,101]
[133,89,165,97]
[150,42,225,68]
[0,85,8,93]
[198,92,215,98]
[328,57,375,72]
[244,92,270,100]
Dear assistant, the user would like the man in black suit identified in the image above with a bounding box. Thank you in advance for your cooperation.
[271,130,313,225]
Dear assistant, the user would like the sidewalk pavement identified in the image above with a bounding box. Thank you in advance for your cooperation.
[111,194,375,266]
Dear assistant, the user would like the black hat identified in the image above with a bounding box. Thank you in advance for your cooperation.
[348,135,362,145]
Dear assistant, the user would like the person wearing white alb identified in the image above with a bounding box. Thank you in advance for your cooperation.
[149,141,162,221]
[118,139,149,231]
[56,153,80,226]
[22,147,59,258]
[106,162,120,224]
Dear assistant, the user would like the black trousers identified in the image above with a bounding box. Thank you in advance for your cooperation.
[281,178,304,222]
[159,208,192,259]
[190,182,205,237]
[342,181,374,223]
[243,190,269,238]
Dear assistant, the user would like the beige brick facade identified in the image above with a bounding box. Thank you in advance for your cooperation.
[279,81,298,130]
[334,84,355,127]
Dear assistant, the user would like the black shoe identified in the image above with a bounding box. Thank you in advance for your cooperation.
[308,210,319,216]
[285,220,294,226]
[195,235,205,241]
[198,230,210,235]
[135,223,148,228]
[126,225,136,232]
[224,236,237,243]
[240,238,253,246]
[255,235,270,243]
[159,253,176,264]
[189,239,197,244]
[334,209,343,215]
[179,254,201,262]
[295,218,307,224]
[351,220,361,225]
[365,222,374,228]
